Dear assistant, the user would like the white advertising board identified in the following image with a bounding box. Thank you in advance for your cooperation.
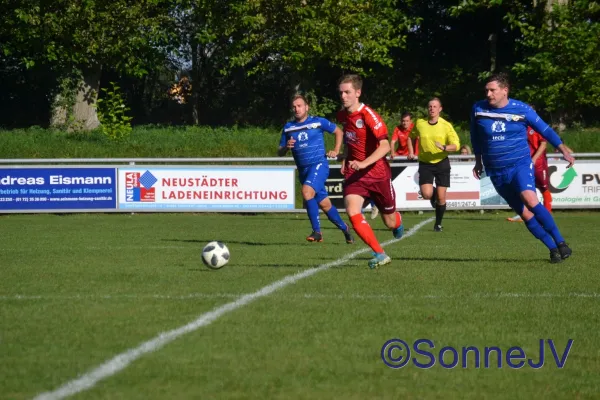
[118,167,295,211]
[390,160,600,209]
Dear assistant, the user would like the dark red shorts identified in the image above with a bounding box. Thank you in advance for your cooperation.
[534,164,549,191]
[343,179,397,214]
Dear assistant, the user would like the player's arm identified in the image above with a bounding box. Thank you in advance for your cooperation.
[447,124,460,151]
[320,118,343,159]
[348,109,390,171]
[349,138,390,172]
[435,124,460,152]
[389,128,398,159]
[406,136,414,158]
[277,130,294,156]
[473,154,484,179]
[470,104,484,179]
[526,107,575,168]
[408,125,419,160]
[327,126,344,159]
[531,140,547,164]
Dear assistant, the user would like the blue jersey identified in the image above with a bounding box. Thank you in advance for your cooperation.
[470,99,563,174]
[279,116,338,168]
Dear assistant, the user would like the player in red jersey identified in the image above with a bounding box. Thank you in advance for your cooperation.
[390,112,417,159]
[507,125,552,222]
[336,74,404,269]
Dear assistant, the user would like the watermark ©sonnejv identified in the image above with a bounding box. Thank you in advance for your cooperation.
[381,338,574,369]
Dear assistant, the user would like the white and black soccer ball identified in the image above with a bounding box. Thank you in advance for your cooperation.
[201,241,230,269]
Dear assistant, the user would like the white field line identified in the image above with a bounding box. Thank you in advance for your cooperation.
[3,292,600,302]
[33,217,434,400]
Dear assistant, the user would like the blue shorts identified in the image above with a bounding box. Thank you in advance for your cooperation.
[489,162,536,214]
[298,162,329,203]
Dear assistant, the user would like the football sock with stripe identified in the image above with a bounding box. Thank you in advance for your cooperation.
[350,214,384,254]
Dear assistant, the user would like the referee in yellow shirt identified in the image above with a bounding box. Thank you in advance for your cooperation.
[408,97,460,231]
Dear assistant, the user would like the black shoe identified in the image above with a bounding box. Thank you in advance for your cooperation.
[430,187,438,209]
[549,248,563,264]
[433,224,443,232]
[557,242,572,259]
[343,229,354,244]
[306,231,323,242]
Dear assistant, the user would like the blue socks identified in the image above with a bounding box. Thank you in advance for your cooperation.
[531,203,565,244]
[307,197,349,233]
[325,207,349,232]
[525,217,556,250]
[306,198,321,232]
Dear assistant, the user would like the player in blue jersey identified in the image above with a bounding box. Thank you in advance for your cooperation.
[278,94,354,244]
[470,73,575,263]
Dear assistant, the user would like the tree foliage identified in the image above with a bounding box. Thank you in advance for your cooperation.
[227,0,414,74]
[0,0,599,128]
[1,0,174,75]
[511,1,600,120]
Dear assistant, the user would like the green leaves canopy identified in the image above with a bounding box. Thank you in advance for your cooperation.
[2,0,174,76]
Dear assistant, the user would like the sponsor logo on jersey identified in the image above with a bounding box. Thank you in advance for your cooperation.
[491,121,506,133]
[345,131,358,143]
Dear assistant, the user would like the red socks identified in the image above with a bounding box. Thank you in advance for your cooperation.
[542,190,552,213]
[350,214,384,254]
[395,212,402,229]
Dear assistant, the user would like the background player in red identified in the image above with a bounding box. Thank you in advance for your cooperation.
[336,74,404,269]
[390,112,417,159]
[507,125,552,222]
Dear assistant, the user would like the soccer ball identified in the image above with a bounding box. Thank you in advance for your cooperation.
[201,241,230,269]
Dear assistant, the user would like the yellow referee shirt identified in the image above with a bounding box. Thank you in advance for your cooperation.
[411,117,460,164]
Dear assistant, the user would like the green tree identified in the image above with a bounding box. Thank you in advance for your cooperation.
[511,1,600,125]
[1,0,174,130]
[226,0,415,109]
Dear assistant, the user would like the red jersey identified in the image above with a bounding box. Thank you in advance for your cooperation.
[391,123,417,156]
[527,126,547,166]
[337,103,391,182]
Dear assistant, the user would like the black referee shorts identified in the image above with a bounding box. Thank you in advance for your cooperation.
[418,157,451,187]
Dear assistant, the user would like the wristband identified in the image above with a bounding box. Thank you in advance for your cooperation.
[443,145,447,151]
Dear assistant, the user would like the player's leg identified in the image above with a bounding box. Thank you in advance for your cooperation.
[506,214,523,222]
[535,163,552,213]
[370,200,379,219]
[318,195,354,244]
[370,179,403,239]
[541,189,552,213]
[309,161,353,243]
[300,164,323,242]
[518,193,564,263]
[418,162,437,209]
[495,185,559,262]
[509,167,569,262]
[516,168,570,260]
[432,158,451,232]
[344,182,390,268]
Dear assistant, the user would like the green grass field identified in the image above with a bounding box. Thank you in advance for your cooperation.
[1,211,599,399]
